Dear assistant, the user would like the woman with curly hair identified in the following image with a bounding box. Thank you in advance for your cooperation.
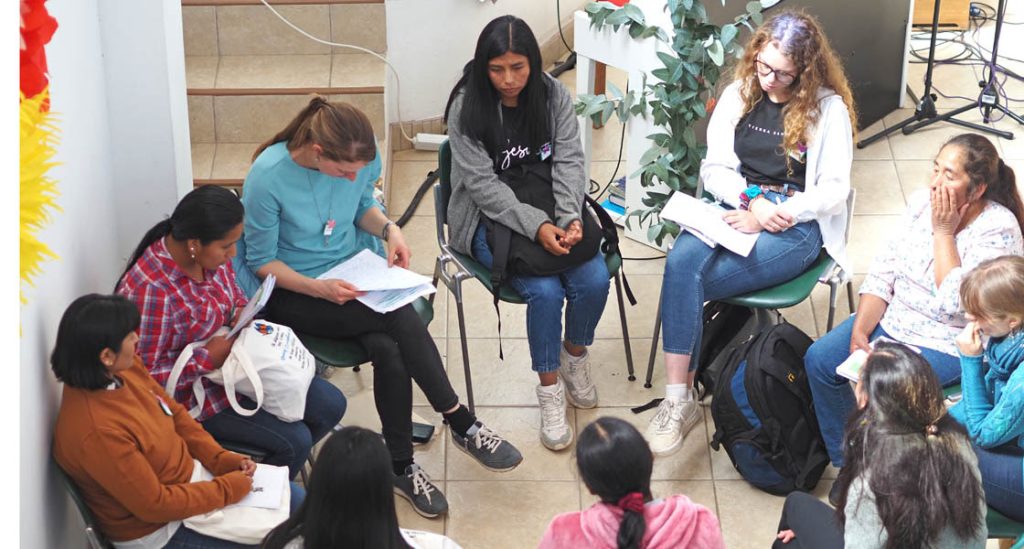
[647,9,858,455]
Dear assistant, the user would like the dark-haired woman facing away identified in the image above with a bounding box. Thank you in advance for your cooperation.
[263,426,462,549]
[539,417,724,549]
[116,185,347,481]
[774,342,987,549]
[241,98,521,519]
[444,16,610,452]
[52,294,259,548]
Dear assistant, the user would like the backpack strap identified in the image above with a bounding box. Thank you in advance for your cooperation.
[489,222,512,361]
[584,194,636,306]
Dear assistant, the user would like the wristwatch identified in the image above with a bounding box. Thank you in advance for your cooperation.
[381,220,394,242]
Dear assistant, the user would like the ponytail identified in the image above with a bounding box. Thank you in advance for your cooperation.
[943,133,1024,234]
[117,219,173,289]
[616,493,647,549]
[252,95,376,164]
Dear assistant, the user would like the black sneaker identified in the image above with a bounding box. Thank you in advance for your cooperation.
[450,422,523,472]
[393,464,448,518]
[828,477,842,507]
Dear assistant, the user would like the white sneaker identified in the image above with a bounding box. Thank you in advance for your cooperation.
[557,347,598,409]
[536,379,574,451]
[645,392,701,457]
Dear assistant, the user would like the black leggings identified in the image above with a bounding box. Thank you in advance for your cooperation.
[772,491,844,549]
[267,288,461,462]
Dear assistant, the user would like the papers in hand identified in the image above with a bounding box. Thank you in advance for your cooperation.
[200,463,288,510]
[227,274,275,338]
[317,249,436,313]
[660,192,760,257]
[836,349,868,382]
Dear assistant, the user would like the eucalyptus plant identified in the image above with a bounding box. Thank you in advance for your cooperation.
[575,0,764,246]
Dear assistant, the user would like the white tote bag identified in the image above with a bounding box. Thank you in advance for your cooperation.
[167,321,316,423]
[184,459,290,545]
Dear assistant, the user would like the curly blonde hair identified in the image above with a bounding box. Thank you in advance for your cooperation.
[731,10,858,173]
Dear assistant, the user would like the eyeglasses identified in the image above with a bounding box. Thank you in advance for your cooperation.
[754,58,798,85]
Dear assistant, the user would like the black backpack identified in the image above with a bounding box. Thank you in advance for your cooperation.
[709,322,829,495]
[693,302,755,401]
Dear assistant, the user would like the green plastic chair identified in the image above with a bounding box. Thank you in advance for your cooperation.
[434,140,636,413]
[643,189,856,387]
[54,460,113,549]
[987,505,1024,548]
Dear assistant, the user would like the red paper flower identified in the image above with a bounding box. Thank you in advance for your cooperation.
[20,0,58,102]
[608,0,630,5]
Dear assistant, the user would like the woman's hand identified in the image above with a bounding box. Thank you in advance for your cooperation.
[561,220,583,248]
[956,322,984,357]
[315,278,366,305]
[537,223,570,256]
[931,185,971,236]
[749,199,794,233]
[722,210,764,234]
[386,225,412,269]
[849,328,872,355]
[776,530,796,544]
[205,335,237,369]
[238,458,257,477]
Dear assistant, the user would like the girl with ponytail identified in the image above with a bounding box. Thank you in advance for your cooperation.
[539,417,724,549]
[117,185,347,481]
[775,342,987,548]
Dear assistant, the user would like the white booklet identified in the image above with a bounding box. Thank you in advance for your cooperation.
[317,249,436,313]
[199,463,288,510]
[835,348,868,382]
[660,192,760,257]
[226,274,275,338]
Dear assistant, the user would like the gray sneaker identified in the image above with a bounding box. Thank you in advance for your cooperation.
[557,347,598,408]
[536,380,574,451]
[393,464,448,518]
[451,422,523,472]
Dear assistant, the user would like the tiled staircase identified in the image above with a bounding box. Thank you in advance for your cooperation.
[182,0,387,191]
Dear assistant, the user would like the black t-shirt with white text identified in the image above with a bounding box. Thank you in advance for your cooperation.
[733,97,806,190]
[497,104,550,172]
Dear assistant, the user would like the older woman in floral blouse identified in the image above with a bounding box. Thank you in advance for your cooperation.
[805,133,1024,471]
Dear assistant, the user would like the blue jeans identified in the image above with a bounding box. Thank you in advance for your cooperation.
[974,443,1024,522]
[161,484,304,549]
[202,377,346,479]
[471,223,610,373]
[661,193,823,366]
[805,317,961,467]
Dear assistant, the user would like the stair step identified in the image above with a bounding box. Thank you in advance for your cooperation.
[183,0,382,6]
[183,4,385,57]
[185,53,385,91]
[192,140,387,185]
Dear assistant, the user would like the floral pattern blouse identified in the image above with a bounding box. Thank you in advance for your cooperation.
[859,191,1023,356]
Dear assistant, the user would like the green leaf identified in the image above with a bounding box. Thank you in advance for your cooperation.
[655,28,670,42]
[651,68,671,82]
[638,146,663,167]
[746,1,761,16]
[647,222,663,244]
[606,81,624,100]
[621,4,645,24]
[707,39,724,66]
[600,102,615,125]
[606,9,630,26]
[720,23,738,46]
[683,127,697,149]
[682,0,694,9]
[750,10,763,25]
[647,132,672,147]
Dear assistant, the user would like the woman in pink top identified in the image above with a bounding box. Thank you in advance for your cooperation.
[539,417,725,549]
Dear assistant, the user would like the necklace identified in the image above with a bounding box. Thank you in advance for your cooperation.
[306,171,335,246]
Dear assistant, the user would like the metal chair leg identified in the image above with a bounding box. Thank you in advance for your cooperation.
[614,272,635,381]
[645,288,663,389]
[454,291,474,414]
[846,281,855,314]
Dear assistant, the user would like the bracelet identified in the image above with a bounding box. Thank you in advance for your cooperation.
[381,220,394,242]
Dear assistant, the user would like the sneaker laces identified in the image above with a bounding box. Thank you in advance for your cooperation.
[539,387,568,430]
[471,426,505,454]
[651,399,679,433]
[409,467,436,503]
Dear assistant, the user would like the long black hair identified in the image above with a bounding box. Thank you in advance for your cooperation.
[117,185,244,287]
[943,132,1024,234]
[834,342,985,548]
[50,294,141,390]
[443,15,549,156]
[576,417,653,549]
[262,427,407,549]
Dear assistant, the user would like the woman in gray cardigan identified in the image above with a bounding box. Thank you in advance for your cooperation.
[443,15,609,452]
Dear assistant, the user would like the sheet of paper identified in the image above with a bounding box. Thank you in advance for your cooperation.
[357,283,436,314]
[660,192,760,257]
[227,274,275,338]
[836,349,868,382]
[317,249,433,291]
[232,464,288,510]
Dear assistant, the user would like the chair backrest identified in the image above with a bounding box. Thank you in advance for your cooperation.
[53,461,112,549]
[437,140,453,227]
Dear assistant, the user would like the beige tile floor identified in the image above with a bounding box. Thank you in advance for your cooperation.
[316,14,1021,548]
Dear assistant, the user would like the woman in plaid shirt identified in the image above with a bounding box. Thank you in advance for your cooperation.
[117,185,347,480]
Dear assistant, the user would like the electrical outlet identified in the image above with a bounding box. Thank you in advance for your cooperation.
[413,133,447,151]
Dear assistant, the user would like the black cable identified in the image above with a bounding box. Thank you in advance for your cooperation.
[394,170,439,228]
[555,0,574,57]
[622,255,666,261]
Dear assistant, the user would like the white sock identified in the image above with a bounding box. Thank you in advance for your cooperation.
[562,346,588,365]
[538,381,561,394]
[666,383,691,402]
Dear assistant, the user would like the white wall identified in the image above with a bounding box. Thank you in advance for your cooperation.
[384,0,590,123]
[20,0,190,546]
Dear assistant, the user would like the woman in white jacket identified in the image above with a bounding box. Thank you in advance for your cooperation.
[646,10,857,455]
